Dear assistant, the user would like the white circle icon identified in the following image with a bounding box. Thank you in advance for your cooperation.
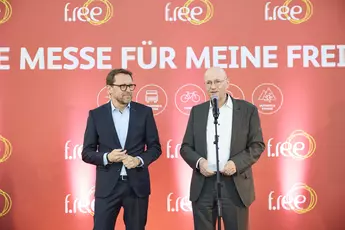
[135,84,168,116]
[175,84,207,115]
[252,83,283,115]
[227,83,245,100]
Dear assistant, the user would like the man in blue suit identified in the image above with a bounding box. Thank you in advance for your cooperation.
[82,68,162,230]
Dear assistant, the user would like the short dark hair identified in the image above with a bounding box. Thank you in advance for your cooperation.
[106,68,133,85]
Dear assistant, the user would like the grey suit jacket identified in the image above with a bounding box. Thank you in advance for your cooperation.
[180,96,265,207]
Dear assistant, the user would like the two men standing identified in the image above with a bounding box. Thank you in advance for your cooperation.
[81,67,264,230]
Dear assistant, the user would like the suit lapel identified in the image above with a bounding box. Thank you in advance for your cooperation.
[124,103,137,149]
[106,102,121,147]
[199,102,210,158]
[230,97,241,156]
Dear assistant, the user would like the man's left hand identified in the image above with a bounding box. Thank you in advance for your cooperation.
[123,155,140,169]
[220,160,236,176]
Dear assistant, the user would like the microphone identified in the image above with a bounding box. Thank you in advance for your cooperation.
[211,95,219,119]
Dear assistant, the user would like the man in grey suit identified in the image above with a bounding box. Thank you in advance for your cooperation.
[180,67,265,230]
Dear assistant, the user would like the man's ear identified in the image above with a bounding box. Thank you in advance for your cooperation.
[106,85,112,95]
[225,78,230,89]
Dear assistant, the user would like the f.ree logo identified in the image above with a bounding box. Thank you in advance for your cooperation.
[267,130,316,160]
[268,183,317,214]
[65,186,95,216]
[167,192,192,212]
[264,0,313,24]
[0,0,12,25]
[0,135,12,163]
[0,189,12,218]
[165,0,214,25]
[64,0,113,25]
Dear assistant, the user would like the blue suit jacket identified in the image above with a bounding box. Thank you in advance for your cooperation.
[82,101,162,198]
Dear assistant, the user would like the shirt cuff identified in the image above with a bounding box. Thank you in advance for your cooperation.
[196,157,202,169]
[136,156,144,167]
[103,153,109,166]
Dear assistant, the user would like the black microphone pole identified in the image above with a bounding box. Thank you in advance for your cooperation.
[211,95,222,230]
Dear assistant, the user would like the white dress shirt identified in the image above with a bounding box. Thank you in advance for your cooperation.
[197,95,233,171]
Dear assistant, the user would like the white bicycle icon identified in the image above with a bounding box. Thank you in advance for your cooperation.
[180,91,201,103]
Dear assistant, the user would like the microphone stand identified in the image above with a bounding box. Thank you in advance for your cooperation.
[213,109,222,230]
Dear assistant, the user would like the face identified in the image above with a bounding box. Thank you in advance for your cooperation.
[107,73,135,105]
[204,67,229,101]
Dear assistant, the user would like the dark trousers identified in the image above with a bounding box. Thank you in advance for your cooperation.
[93,176,149,230]
[192,175,249,230]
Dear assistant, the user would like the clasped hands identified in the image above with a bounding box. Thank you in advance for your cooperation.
[107,149,140,169]
[199,158,236,177]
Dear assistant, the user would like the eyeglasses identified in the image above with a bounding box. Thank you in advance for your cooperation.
[110,84,136,91]
[205,79,225,88]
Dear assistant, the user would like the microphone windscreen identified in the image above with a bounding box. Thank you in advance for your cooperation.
[211,95,218,106]
[211,95,218,100]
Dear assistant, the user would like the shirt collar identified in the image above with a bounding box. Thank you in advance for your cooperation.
[209,94,233,109]
[111,101,131,112]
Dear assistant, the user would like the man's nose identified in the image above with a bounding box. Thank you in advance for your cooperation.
[210,83,217,89]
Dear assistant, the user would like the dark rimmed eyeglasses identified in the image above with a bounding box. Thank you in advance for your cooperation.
[110,84,136,91]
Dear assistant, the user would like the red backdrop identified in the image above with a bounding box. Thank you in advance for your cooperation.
[1,0,345,229]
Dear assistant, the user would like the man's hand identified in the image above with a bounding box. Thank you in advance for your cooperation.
[123,155,140,169]
[220,160,236,176]
[199,158,216,177]
[107,149,127,163]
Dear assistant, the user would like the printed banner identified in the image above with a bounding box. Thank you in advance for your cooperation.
[1,0,344,229]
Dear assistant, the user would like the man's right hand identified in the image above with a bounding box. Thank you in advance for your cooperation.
[199,158,216,177]
[107,149,127,163]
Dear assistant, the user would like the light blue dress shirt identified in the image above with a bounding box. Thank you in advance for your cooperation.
[103,102,143,175]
